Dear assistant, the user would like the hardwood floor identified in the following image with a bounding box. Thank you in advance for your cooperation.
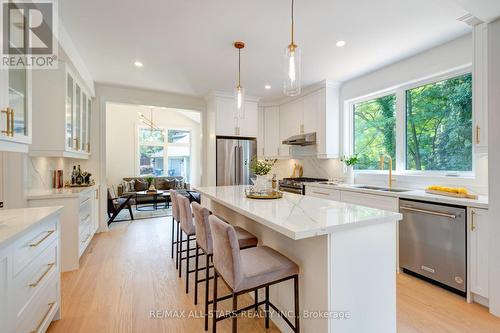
[48,217,500,333]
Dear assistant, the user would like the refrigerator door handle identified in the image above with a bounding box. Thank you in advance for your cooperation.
[239,146,244,185]
[235,145,239,185]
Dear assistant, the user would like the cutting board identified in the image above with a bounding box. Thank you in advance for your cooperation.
[425,189,478,200]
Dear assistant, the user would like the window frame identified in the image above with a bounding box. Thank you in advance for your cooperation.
[346,66,474,177]
[136,124,192,180]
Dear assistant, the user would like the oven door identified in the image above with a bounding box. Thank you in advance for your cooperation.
[279,185,304,195]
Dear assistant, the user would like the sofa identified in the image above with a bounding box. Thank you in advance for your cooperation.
[117,176,190,204]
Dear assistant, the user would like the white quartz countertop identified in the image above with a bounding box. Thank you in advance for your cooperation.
[194,185,402,240]
[26,185,98,200]
[304,182,489,209]
[0,206,63,249]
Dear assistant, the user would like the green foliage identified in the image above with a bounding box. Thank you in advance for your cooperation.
[250,158,277,176]
[341,155,359,167]
[406,73,472,171]
[145,176,154,185]
[354,95,396,170]
[353,73,472,172]
[139,128,164,143]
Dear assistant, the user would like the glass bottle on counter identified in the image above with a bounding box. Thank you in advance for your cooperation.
[76,165,83,185]
[71,166,77,185]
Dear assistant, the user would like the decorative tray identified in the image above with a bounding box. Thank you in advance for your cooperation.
[65,184,94,188]
[245,189,283,200]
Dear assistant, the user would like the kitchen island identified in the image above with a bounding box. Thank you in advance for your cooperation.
[194,185,402,333]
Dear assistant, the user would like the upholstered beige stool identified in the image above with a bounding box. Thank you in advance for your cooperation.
[176,194,199,294]
[169,190,180,265]
[209,215,300,333]
[191,202,259,331]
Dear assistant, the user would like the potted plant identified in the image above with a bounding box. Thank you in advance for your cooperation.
[250,158,277,191]
[145,176,156,192]
[341,155,359,184]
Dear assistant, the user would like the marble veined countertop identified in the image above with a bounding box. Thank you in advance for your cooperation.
[0,206,63,249]
[26,185,99,200]
[194,185,402,240]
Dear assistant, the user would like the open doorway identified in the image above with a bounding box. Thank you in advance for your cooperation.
[105,102,201,221]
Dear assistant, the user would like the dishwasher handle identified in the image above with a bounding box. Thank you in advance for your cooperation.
[401,206,457,219]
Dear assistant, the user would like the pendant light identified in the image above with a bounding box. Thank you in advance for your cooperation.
[234,41,245,120]
[284,0,301,96]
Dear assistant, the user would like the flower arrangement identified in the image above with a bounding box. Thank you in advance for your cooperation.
[341,155,359,167]
[145,176,154,186]
[250,158,277,176]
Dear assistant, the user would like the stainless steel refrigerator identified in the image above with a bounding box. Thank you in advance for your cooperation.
[216,137,257,186]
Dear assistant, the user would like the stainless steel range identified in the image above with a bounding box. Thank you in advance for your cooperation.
[278,177,328,195]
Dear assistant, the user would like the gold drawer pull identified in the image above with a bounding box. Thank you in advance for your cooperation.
[29,263,55,287]
[1,108,14,136]
[29,230,55,247]
[476,125,480,144]
[30,301,56,333]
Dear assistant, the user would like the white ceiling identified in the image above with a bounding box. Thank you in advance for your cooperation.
[60,0,470,101]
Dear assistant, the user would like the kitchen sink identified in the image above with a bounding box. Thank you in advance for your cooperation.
[355,185,410,193]
[318,182,339,186]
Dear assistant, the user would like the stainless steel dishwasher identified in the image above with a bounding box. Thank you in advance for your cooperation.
[399,200,466,294]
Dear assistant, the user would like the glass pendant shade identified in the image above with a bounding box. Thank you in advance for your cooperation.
[234,86,245,119]
[283,45,301,96]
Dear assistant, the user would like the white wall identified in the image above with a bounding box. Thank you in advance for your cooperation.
[487,18,500,317]
[105,103,202,188]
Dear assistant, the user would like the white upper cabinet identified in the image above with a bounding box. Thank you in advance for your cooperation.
[260,81,340,159]
[208,92,259,138]
[30,65,92,159]
[0,64,32,153]
[263,106,280,157]
[473,23,488,153]
[257,107,265,157]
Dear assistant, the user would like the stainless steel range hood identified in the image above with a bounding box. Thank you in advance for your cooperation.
[282,132,316,146]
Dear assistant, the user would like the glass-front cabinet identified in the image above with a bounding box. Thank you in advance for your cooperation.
[65,70,92,155]
[0,62,32,152]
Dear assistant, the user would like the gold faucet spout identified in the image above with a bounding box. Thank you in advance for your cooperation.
[379,155,394,189]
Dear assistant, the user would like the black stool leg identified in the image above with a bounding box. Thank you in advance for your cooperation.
[176,222,180,269]
[294,275,300,333]
[213,270,218,333]
[204,253,210,331]
[232,293,238,333]
[178,231,183,278]
[171,218,175,259]
[265,285,270,329]
[186,234,191,293]
[254,289,259,313]
[194,244,200,303]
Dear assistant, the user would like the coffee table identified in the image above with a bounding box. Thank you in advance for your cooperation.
[135,190,165,211]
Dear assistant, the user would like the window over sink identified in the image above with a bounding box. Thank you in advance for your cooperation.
[350,70,473,174]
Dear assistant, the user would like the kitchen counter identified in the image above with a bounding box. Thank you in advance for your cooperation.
[304,182,489,209]
[195,185,402,240]
[195,185,401,333]
[0,206,63,249]
[26,185,98,200]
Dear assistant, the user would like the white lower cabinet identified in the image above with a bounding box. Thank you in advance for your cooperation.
[305,187,341,201]
[27,187,99,272]
[0,213,61,333]
[340,190,399,212]
[469,207,489,302]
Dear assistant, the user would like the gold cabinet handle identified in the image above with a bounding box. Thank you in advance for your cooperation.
[471,210,476,231]
[29,263,55,287]
[476,125,480,145]
[30,302,56,333]
[29,230,55,247]
[10,108,14,136]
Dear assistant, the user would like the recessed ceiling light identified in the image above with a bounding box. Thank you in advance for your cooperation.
[134,61,143,68]
[265,85,271,90]
[336,40,346,47]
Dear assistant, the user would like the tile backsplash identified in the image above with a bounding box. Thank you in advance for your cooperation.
[271,157,344,180]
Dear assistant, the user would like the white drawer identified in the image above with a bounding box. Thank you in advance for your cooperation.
[79,219,92,256]
[79,198,92,219]
[341,191,399,212]
[13,240,58,320]
[15,273,58,333]
[12,218,58,277]
[305,186,341,201]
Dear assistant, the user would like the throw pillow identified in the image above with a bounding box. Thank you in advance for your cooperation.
[123,180,135,192]
[134,179,148,191]
[157,179,176,190]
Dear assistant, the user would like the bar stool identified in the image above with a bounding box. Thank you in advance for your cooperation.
[209,215,300,333]
[191,202,259,331]
[177,194,200,294]
[170,190,180,264]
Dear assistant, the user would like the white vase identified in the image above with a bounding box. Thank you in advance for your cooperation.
[344,165,354,184]
[253,175,270,192]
